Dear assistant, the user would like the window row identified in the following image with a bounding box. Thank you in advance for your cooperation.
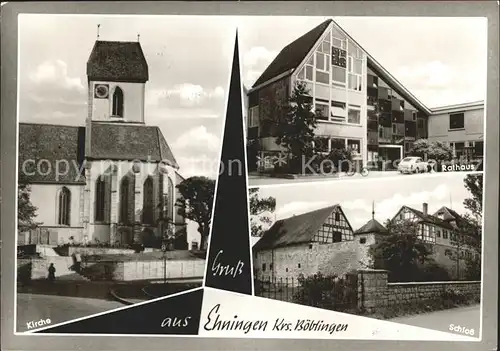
[313,136,362,154]
[93,175,175,225]
[296,35,364,92]
[314,99,361,124]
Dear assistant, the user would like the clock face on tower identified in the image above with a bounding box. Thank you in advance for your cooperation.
[94,84,109,99]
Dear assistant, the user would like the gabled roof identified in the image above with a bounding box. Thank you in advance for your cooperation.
[18,123,86,184]
[250,19,432,115]
[252,19,332,88]
[355,218,389,235]
[87,40,149,82]
[89,122,178,168]
[433,206,470,229]
[253,204,345,251]
[398,205,454,230]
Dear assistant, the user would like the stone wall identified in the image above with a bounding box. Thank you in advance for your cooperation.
[255,236,374,281]
[357,269,481,313]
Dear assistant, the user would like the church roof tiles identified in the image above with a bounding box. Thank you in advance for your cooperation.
[87,41,149,83]
[18,122,178,184]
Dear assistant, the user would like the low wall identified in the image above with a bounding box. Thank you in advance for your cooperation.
[357,269,481,313]
[116,259,206,281]
[67,247,136,256]
[18,257,75,281]
[81,259,205,281]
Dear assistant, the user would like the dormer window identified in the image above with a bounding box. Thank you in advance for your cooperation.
[112,87,124,117]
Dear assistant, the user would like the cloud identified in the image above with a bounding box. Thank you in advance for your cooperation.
[172,126,221,153]
[343,184,452,227]
[29,60,85,92]
[242,46,278,87]
[175,154,220,179]
[396,61,453,89]
[243,46,278,67]
[147,84,225,109]
[276,201,329,220]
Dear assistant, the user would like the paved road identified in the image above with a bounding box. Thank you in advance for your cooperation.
[249,171,418,186]
[390,304,481,337]
[17,293,123,332]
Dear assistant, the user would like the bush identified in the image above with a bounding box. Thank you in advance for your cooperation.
[441,289,478,308]
[419,261,452,281]
[293,272,357,310]
[305,148,354,174]
[465,255,481,281]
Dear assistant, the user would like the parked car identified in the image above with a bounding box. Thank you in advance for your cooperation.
[398,157,429,174]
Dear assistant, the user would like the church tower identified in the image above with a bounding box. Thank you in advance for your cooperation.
[86,39,149,124]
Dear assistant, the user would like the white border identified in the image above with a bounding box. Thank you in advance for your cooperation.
[13,14,488,341]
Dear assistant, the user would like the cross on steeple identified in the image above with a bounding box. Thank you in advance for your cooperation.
[372,201,375,219]
[97,24,100,39]
[137,33,140,42]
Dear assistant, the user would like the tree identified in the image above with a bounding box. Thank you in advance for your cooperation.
[176,176,215,251]
[461,173,483,280]
[275,81,318,173]
[249,188,276,237]
[409,139,453,161]
[369,219,433,282]
[18,184,40,232]
[463,174,483,220]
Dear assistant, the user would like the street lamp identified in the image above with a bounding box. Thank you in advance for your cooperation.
[161,221,174,286]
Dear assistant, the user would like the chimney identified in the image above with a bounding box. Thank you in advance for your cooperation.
[423,203,428,216]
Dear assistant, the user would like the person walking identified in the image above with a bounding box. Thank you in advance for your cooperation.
[48,263,56,282]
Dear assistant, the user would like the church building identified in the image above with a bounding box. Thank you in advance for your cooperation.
[18,39,193,250]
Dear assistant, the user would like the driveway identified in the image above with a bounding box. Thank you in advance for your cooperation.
[249,170,417,186]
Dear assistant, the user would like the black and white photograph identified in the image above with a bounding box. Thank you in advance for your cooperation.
[15,14,235,332]
[240,17,486,186]
[251,172,483,336]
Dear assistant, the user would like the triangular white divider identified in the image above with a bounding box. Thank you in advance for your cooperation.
[199,288,478,341]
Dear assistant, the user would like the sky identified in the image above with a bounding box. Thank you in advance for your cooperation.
[238,16,487,108]
[18,14,238,179]
[253,173,478,232]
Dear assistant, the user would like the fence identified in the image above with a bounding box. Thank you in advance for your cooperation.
[255,274,358,312]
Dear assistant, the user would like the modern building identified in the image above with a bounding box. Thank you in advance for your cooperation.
[18,39,196,249]
[390,202,479,279]
[246,19,485,172]
[427,101,484,160]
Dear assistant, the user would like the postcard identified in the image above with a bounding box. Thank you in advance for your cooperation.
[1,3,498,351]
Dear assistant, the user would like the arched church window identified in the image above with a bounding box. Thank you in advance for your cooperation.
[112,87,124,117]
[120,177,130,224]
[58,187,71,226]
[95,175,106,222]
[142,176,154,224]
[167,177,174,221]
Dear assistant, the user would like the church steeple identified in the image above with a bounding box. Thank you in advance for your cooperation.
[86,39,149,124]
